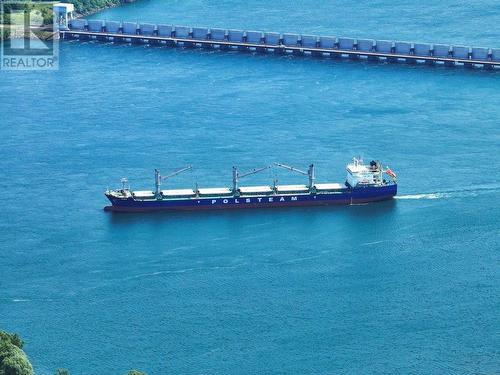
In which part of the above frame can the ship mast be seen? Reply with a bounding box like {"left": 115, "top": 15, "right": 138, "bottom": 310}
{"left": 274, "top": 163, "right": 315, "bottom": 189}
{"left": 232, "top": 166, "right": 270, "bottom": 192}
{"left": 120, "top": 178, "right": 129, "bottom": 191}
{"left": 154, "top": 165, "right": 192, "bottom": 197}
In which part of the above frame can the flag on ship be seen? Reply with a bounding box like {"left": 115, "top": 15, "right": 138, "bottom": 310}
{"left": 386, "top": 168, "right": 396, "bottom": 179}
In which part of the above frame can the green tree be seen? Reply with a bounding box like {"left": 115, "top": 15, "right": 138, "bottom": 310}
{"left": 0, "top": 331, "right": 33, "bottom": 375}
{"left": 0, "top": 332, "right": 23, "bottom": 350}
{"left": 8, "top": 335, "right": 23, "bottom": 350}
{"left": 127, "top": 371, "right": 147, "bottom": 375}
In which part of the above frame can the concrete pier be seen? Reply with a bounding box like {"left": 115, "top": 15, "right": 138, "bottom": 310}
{"left": 61, "top": 20, "right": 500, "bottom": 69}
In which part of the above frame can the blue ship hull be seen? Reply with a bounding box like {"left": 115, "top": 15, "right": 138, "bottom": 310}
{"left": 105, "top": 184, "right": 397, "bottom": 212}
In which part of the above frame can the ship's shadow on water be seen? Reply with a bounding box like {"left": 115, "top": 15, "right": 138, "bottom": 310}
{"left": 104, "top": 199, "right": 397, "bottom": 226}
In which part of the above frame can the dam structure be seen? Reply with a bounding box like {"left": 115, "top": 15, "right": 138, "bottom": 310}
{"left": 61, "top": 19, "right": 500, "bottom": 69}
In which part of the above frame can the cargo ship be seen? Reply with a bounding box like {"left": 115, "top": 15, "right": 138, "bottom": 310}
{"left": 104, "top": 158, "right": 397, "bottom": 212}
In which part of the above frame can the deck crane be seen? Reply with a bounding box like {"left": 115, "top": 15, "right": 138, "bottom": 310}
{"left": 274, "top": 162, "right": 316, "bottom": 190}
{"left": 232, "top": 165, "right": 271, "bottom": 193}
{"left": 154, "top": 165, "right": 192, "bottom": 197}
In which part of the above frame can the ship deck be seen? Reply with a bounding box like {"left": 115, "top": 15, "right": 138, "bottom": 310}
{"left": 127, "top": 183, "right": 352, "bottom": 201}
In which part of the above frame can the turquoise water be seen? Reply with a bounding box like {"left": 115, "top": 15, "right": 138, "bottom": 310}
{"left": 1, "top": 1, "right": 500, "bottom": 374}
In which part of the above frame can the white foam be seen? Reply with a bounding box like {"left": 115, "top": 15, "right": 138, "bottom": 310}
{"left": 395, "top": 193, "right": 446, "bottom": 200}
{"left": 362, "top": 240, "right": 386, "bottom": 246}
{"left": 396, "top": 183, "right": 500, "bottom": 201}
{"left": 396, "top": 184, "right": 500, "bottom": 201}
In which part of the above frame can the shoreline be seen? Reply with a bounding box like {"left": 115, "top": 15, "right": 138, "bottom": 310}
{"left": 73, "top": 0, "right": 137, "bottom": 19}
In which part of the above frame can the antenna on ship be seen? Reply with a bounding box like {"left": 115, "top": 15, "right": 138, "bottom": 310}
{"left": 274, "top": 162, "right": 316, "bottom": 190}
{"left": 154, "top": 165, "right": 193, "bottom": 197}
{"left": 121, "top": 178, "right": 129, "bottom": 191}
{"left": 232, "top": 165, "right": 271, "bottom": 193}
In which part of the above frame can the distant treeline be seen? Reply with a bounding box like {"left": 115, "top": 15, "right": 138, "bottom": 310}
{"left": 0, "top": 0, "right": 136, "bottom": 40}
{"left": 1, "top": 329, "right": 147, "bottom": 375}
{"left": 66, "top": 0, "right": 136, "bottom": 16}
{"left": 0, "top": 0, "right": 136, "bottom": 19}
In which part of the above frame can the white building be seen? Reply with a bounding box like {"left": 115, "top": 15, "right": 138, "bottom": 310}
{"left": 53, "top": 3, "right": 75, "bottom": 30}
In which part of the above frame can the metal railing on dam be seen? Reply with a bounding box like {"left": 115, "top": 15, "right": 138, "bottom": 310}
{"left": 61, "top": 19, "right": 500, "bottom": 69}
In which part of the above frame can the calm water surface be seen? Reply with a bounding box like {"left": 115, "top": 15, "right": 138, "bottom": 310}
{"left": 1, "top": 1, "right": 499, "bottom": 374}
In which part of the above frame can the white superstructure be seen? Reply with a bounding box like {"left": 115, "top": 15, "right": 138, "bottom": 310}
{"left": 346, "top": 158, "right": 384, "bottom": 187}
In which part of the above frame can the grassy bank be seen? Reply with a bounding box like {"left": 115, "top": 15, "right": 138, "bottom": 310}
{"left": 0, "top": 1, "right": 53, "bottom": 41}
